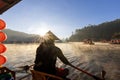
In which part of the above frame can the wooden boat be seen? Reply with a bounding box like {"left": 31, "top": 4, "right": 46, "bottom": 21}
{"left": 30, "top": 70, "right": 63, "bottom": 80}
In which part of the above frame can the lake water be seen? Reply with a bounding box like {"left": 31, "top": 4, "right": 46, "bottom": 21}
{"left": 3, "top": 42, "right": 120, "bottom": 80}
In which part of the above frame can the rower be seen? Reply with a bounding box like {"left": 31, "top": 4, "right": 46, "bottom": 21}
{"left": 33, "top": 31, "right": 72, "bottom": 80}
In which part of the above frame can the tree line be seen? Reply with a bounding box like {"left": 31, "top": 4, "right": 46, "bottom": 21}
{"left": 69, "top": 19, "right": 120, "bottom": 42}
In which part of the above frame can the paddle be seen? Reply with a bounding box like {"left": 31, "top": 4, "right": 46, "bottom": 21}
{"left": 70, "top": 65, "right": 105, "bottom": 80}
{"left": 17, "top": 64, "right": 106, "bottom": 80}
{"left": 16, "top": 64, "right": 34, "bottom": 72}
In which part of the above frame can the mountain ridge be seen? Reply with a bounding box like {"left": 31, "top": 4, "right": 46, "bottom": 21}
{"left": 2, "top": 29, "right": 40, "bottom": 43}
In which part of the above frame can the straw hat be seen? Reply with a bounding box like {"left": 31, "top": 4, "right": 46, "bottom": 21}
{"left": 40, "top": 30, "right": 59, "bottom": 44}
{"left": 44, "top": 30, "right": 60, "bottom": 40}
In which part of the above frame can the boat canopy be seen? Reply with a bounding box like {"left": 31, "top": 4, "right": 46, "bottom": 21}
{"left": 0, "top": 0, "right": 21, "bottom": 14}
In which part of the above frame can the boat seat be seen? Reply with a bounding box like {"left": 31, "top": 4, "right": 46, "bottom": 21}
{"left": 30, "top": 70, "right": 63, "bottom": 80}
{"left": 0, "top": 66, "right": 15, "bottom": 79}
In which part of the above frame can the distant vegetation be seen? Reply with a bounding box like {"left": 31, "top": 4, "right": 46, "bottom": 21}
{"left": 2, "top": 19, "right": 120, "bottom": 43}
{"left": 3, "top": 29, "right": 40, "bottom": 43}
{"left": 69, "top": 19, "right": 120, "bottom": 42}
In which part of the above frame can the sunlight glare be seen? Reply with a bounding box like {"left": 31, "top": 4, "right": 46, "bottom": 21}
{"left": 39, "top": 27, "right": 49, "bottom": 36}
{"left": 27, "top": 22, "right": 51, "bottom": 36}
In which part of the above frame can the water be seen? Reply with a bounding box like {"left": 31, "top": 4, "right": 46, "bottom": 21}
{"left": 3, "top": 42, "right": 120, "bottom": 80}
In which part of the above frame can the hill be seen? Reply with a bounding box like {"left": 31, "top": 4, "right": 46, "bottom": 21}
{"left": 2, "top": 29, "right": 40, "bottom": 43}
{"left": 69, "top": 19, "right": 120, "bottom": 41}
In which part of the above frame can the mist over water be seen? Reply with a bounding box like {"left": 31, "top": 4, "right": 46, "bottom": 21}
{"left": 3, "top": 43, "right": 120, "bottom": 80}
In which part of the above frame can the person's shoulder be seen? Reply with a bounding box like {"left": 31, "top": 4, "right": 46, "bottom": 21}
{"left": 53, "top": 46, "right": 62, "bottom": 52}
{"left": 54, "top": 45, "right": 60, "bottom": 49}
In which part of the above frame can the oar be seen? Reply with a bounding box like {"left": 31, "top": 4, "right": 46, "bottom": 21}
{"left": 70, "top": 65, "right": 105, "bottom": 80}
{"left": 16, "top": 64, "right": 34, "bottom": 72}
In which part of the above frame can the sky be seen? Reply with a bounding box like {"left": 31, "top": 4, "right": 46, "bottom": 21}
{"left": 0, "top": 0, "right": 120, "bottom": 39}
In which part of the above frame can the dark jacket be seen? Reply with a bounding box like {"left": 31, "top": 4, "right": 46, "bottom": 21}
{"left": 34, "top": 43, "right": 70, "bottom": 75}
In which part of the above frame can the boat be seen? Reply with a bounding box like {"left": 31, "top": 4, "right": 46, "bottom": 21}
{"left": 0, "top": 66, "right": 64, "bottom": 80}
{"left": 30, "top": 70, "right": 63, "bottom": 80}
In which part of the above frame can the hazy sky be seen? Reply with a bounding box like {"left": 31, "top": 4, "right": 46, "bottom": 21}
{"left": 1, "top": 0, "right": 120, "bottom": 39}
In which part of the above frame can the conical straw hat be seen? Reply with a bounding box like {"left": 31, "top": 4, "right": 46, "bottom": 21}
{"left": 44, "top": 30, "right": 60, "bottom": 40}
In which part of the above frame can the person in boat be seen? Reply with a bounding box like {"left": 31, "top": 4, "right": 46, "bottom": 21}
{"left": 33, "top": 31, "right": 72, "bottom": 80}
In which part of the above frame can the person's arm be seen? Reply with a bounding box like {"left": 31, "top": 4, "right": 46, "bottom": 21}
{"left": 56, "top": 47, "right": 71, "bottom": 65}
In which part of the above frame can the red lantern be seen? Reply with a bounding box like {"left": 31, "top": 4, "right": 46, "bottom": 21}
{"left": 0, "top": 19, "right": 7, "bottom": 66}
{"left": 0, "top": 31, "right": 7, "bottom": 42}
{"left": 0, "top": 19, "right": 6, "bottom": 30}
{"left": 0, "top": 43, "right": 7, "bottom": 54}
{"left": 0, "top": 55, "right": 7, "bottom": 65}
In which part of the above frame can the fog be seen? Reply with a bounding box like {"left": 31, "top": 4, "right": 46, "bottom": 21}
{"left": 3, "top": 42, "right": 120, "bottom": 80}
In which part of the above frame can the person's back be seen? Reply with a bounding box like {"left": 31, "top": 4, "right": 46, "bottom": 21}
{"left": 34, "top": 37, "right": 71, "bottom": 80}
{"left": 34, "top": 43, "right": 59, "bottom": 75}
